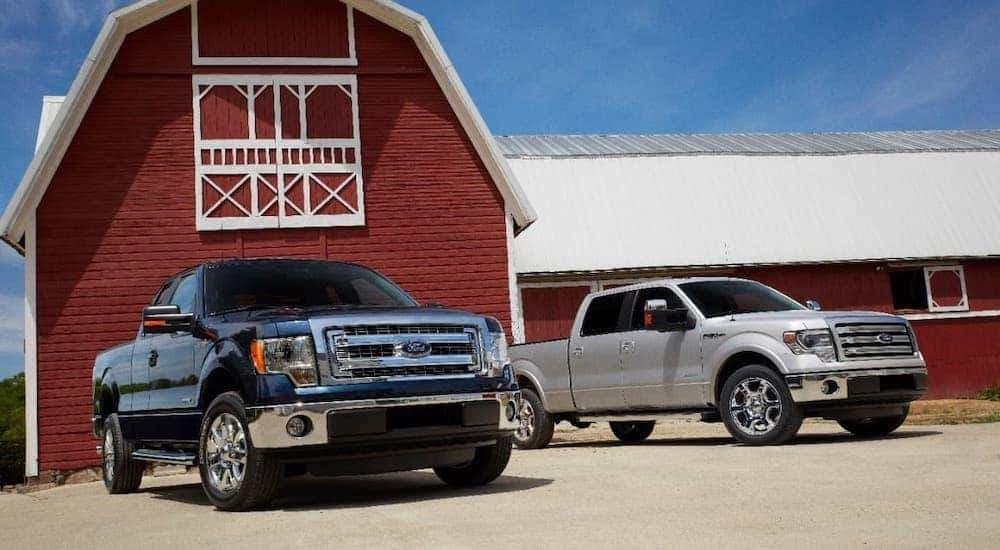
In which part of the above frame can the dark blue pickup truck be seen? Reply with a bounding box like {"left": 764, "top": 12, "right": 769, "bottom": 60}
{"left": 92, "top": 259, "right": 520, "bottom": 511}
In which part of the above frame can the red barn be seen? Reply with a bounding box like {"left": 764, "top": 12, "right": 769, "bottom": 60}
{"left": 5, "top": 1, "right": 1000, "bottom": 482}
{"left": 0, "top": 0, "right": 536, "bottom": 478}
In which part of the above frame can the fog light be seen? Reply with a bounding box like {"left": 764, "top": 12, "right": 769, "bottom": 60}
{"left": 821, "top": 380, "right": 840, "bottom": 395}
{"left": 286, "top": 415, "right": 312, "bottom": 438}
{"left": 505, "top": 402, "right": 517, "bottom": 421}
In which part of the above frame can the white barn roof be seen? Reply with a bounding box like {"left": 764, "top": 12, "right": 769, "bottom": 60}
{"left": 499, "top": 131, "right": 1000, "bottom": 275}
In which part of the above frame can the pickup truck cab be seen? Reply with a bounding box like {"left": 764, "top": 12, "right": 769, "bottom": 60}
{"left": 92, "top": 259, "right": 519, "bottom": 511}
{"left": 510, "top": 278, "right": 928, "bottom": 447}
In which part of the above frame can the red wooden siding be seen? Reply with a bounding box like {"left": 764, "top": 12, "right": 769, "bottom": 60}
{"left": 35, "top": 6, "right": 511, "bottom": 471}
{"left": 520, "top": 261, "right": 1000, "bottom": 400}
{"left": 521, "top": 286, "right": 591, "bottom": 342}
{"left": 197, "top": 0, "right": 352, "bottom": 59}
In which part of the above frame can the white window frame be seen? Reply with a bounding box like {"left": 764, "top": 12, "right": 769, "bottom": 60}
{"left": 923, "top": 265, "right": 969, "bottom": 313}
{"left": 193, "top": 74, "right": 365, "bottom": 231}
{"left": 191, "top": 1, "right": 358, "bottom": 67}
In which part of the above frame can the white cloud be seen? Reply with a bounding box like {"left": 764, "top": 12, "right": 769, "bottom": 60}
{"left": 0, "top": 38, "right": 37, "bottom": 72}
{"left": 0, "top": 246, "right": 23, "bottom": 268}
{"left": 0, "top": 293, "right": 23, "bottom": 355}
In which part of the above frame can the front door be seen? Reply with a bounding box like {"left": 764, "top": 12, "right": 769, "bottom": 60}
{"left": 569, "top": 292, "right": 630, "bottom": 411}
{"left": 146, "top": 273, "right": 200, "bottom": 411}
{"left": 620, "top": 287, "right": 704, "bottom": 409}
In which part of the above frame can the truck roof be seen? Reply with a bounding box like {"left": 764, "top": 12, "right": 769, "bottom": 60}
{"left": 591, "top": 277, "right": 752, "bottom": 296}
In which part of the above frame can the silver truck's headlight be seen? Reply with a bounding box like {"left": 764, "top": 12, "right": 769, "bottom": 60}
{"left": 783, "top": 329, "right": 837, "bottom": 362}
{"left": 251, "top": 336, "right": 319, "bottom": 387}
{"left": 483, "top": 318, "right": 510, "bottom": 377}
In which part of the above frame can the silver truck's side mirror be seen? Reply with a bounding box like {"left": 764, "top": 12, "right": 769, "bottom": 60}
{"left": 644, "top": 299, "right": 690, "bottom": 332}
{"left": 806, "top": 300, "right": 822, "bottom": 311}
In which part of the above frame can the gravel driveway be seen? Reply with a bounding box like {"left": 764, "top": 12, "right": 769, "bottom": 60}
{"left": 2, "top": 419, "right": 998, "bottom": 549}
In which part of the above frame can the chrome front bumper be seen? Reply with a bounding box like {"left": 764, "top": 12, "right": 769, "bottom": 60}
{"left": 246, "top": 391, "right": 521, "bottom": 449}
{"left": 786, "top": 367, "right": 928, "bottom": 403}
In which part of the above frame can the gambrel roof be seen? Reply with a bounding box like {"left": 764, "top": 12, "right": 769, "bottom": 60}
{"left": 0, "top": 0, "right": 537, "bottom": 253}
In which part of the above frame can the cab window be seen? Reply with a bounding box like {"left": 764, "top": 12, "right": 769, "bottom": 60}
{"left": 580, "top": 293, "right": 628, "bottom": 336}
{"left": 170, "top": 274, "right": 199, "bottom": 314}
{"left": 630, "top": 287, "right": 685, "bottom": 330}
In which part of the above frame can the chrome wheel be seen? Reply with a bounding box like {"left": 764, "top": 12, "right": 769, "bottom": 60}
{"left": 205, "top": 413, "right": 248, "bottom": 493}
{"left": 103, "top": 430, "right": 115, "bottom": 482}
{"left": 516, "top": 399, "right": 535, "bottom": 442}
{"left": 729, "top": 377, "right": 783, "bottom": 436}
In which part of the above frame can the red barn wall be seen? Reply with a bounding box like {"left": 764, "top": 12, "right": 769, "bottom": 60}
{"left": 35, "top": 5, "right": 512, "bottom": 471}
{"left": 520, "top": 260, "right": 1000, "bottom": 400}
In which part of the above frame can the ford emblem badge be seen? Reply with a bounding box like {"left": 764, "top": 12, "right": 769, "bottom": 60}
{"left": 876, "top": 333, "right": 894, "bottom": 344}
{"left": 400, "top": 340, "right": 432, "bottom": 358}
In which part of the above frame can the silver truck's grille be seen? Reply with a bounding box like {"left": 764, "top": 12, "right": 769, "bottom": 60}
{"left": 327, "top": 324, "right": 480, "bottom": 378}
{"left": 835, "top": 322, "right": 915, "bottom": 360}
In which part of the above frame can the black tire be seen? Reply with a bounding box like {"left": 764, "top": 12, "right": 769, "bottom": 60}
{"left": 198, "top": 392, "right": 283, "bottom": 512}
{"left": 434, "top": 436, "right": 513, "bottom": 487}
{"left": 838, "top": 408, "right": 909, "bottom": 437}
{"left": 512, "top": 388, "right": 554, "bottom": 450}
{"left": 101, "top": 414, "right": 144, "bottom": 494}
{"left": 609, "top": 421, "right": 656, "bottom": 443}
{"left": 719, "top": 365, "right": 803, "bottom": 446}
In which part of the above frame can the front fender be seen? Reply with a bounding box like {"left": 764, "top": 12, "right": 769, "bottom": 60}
{"left": 196, "top": 338, "right": 258, "bottom": 409}
{"left": 706, "top": 332, "right": 791, "bottom": 400}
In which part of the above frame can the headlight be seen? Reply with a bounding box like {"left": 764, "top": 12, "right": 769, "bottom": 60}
{"left": 484, "top": 318, "right": 510, "bottom": 377}
{"left": 251, "top": 336, "right": 319, "bottom": 387}
{"left": 783, "top": 329, "right": 837, "bottom": 362}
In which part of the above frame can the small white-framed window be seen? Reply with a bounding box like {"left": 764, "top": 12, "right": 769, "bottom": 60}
{"left": 924, "top": 266, "right": 969, "bottom": 312}
{"left": 889, "top": 265, "right": 968, "bottom": 313}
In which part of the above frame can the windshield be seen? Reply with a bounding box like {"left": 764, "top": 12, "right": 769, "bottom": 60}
{"left": 679, "top": 280, "right": 804, "bottom": 318}
{"left": 204, "top": 261, "right": 418, "bottom": 315}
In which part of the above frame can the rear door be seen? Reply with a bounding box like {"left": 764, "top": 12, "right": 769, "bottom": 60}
{"left": 619, "top": 287, "right": 704, "bottom": 409}
{"left": 569, "top": 292, "right": 630, "bottom": 411}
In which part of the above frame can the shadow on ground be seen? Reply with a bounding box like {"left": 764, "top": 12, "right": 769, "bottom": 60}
{"left": 547, "top": 429, "right": 942, "bottom": 449}
{"left": 145, "top": 471, "right": 552, "bottom": 511}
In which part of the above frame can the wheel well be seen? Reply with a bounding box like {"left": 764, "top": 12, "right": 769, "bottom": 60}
{"left": 200, "top": 369, "right": 241, "bottom": 408}
{"left": 713, "top": 352, "right": 780, "bottom": 404}
{"left": 516, "top": 374, "right": 539, "bottom": 395}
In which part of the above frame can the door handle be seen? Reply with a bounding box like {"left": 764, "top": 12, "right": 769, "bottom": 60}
{"left": 572, "top": 347, "right": 584, "bottom": 358}
{"left": 148, "top": 350, "right": 159, "bottom": 367}
{"left": 620, "top": 341, "right": 636, "bottom": 355}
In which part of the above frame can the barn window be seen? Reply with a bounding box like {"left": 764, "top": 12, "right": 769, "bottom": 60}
{"left": 890, "top": 266, "right": 968, "bottom": 313}
{"left": 193, "top": 75, "right": 364, "bottom": 230}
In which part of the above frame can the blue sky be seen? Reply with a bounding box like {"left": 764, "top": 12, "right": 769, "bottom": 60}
{"left": 1, "top": 0, "right": 999, "bottom": 378}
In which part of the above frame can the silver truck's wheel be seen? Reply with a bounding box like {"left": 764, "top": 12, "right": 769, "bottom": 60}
{"left": 198, "top": 392, "right": 282, "bottom": 512}
{"left": 720, "top": 365, "right": 803, "bottom": 446}
{"left": 101, "top": 414, "right": 144, "bottom": 494}
{"left": 513, "top": 388, "right": 554, "bottom": 450}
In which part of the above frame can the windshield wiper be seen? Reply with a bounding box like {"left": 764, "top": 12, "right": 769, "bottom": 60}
{"left": 213, "top": 304, "right": 300, "bottom": 316}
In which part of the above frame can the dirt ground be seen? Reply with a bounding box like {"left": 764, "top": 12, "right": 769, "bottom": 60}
{"left": 2, "top": 418, "right": 998, "bottom": 550}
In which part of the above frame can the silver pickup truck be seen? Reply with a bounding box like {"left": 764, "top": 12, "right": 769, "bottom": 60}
{"left": 510, "top": 278, "right": 928, "bottom": 447}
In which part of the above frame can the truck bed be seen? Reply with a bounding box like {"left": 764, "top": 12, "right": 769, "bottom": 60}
{"left": 510, "top": 339, "right": 575, "bottom": 413}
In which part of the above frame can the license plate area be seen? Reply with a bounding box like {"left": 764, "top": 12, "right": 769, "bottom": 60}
{"left": 327, "top": 402, "right": 499, "bottom": 440}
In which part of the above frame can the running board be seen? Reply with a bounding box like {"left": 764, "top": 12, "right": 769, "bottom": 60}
{"left": 131, "top": 449, "right": 197, "bottom": 466}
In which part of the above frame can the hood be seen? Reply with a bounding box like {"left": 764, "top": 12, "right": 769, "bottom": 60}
{"left": 721, "top": 310, "right": 906, "bottom": 323}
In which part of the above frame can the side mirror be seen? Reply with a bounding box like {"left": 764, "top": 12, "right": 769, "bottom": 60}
{"left": 142, "top": 305, "right": 194, "bottom": 335}
{"left": 806, "top": 300, "right": 822, "bottom": 311}
{"left": 643, "top": 300, "right": 691, "bottom": 332}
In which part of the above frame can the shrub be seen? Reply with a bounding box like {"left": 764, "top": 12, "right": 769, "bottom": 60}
{"left": 978, "top": 384, "right": 1000, "bottom": 402}
{"left": 0, "top": 439, "right": 24, "bottom": 487}
{"left": 0, "top": 373, "right": 25, "bottom": 486}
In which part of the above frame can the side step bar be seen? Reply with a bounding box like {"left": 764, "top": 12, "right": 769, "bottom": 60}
{"left": 131, "top": 449, "right": 197, "bottom": 466}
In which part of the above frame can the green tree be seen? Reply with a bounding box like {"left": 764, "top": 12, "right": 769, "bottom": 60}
{"left": 0, "top": 373, "right": 26, "bottom": 442}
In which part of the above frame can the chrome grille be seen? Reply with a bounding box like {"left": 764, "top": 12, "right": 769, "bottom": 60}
{"left": 835, "top": 322, "right": 915, "bottom": 360}
{"left": 327, "top": 324, "right": 480, "bottom": 379}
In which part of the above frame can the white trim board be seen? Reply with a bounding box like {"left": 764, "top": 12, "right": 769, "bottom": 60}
{"left": 23, "top": 213, "right": 38, "bottom": 477}
{"left": 0, "top": 0, "right": 537, "bottom": 250}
